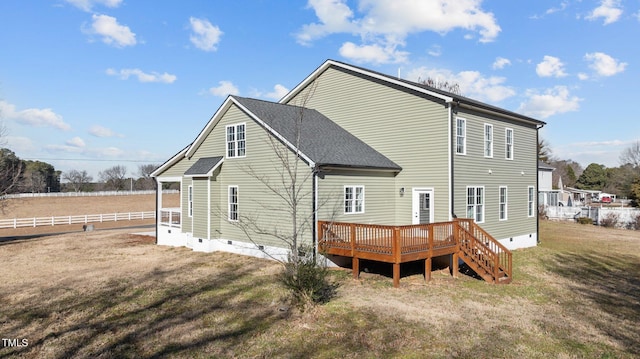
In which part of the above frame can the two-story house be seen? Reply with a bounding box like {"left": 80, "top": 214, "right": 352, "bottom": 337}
{"left": 152, "top": 59, "right": 545, "bottom": 285}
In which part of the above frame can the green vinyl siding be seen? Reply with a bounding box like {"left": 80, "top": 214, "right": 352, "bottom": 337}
{"left": 317, "top": 170, "right": 396, "bottom": 224}
{"left": 286, "top": 66, "right": 451, "bottom": 225}
{"left": 452, "top": 108, "right": 538, "bottom": 239}
{"left": 188, "top": 104, "right": 314, "bottom": 249}
{"left": 192, "top": 177, "right": 209, "bottom": 239}
{"left": 181, "top": 178, "right": 192, "bottom": 233}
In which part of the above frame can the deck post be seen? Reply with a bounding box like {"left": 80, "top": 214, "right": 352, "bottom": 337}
{"left": 352, "top": 257, "right": 360, "bottom": 279}
{"left": 452, "top": 252, "right": 459, "bottom": 278}
{"left": 393, "top": 263, "right": 400, "bottom": 288}
{"left": 425, "top": 257, "right": 432, "bottom": 282}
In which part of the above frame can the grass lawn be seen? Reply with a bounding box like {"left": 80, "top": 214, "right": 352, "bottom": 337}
{"left": 1, "top": 220, "right": 639, "bottom": 358}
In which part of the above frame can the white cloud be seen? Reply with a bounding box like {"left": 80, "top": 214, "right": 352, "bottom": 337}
{"left": 427, "top": 45, "right": 442, "bottom": 57}
{"left": 264, "top": 84, "right": 290, "bottom": 100}
{"left": 66, "top": 136, "right": 86, "bottom": 148}
{"left": 518, "top": 86, "right": 582, "bottom": 119}
{"left": 0, "top": 100, "right": 71, "bottom": 131}
{"left": 95, "top": 146, "right": 125, "bottom": 157}
{"left": 536, "top": 56, "right": 567, "bottom": 78}
{"left": 89, "top": 125, "right": 123, "bottom": 138}
{"left": 5, "top": 136, "right": 35, "bottom": 153}
{"left": 65, "top": 0, "right": 122, "bottom": 12}
{"left": 45, "top": 144, "right": 85, "bottom": 154}
{"left": 106, "top": 68, "right": 177, "bottom": 83}
{"left": 209, "top": 81, "right": 239, "bottom": 97}
{"left": 546, "top": 1, "right": 569, "bottom": 15}
{"left": 89, "top": 14, "right": 136, "bottom": 47}
{"left": 406, "top": 67, "right": 515, "bottom": 103}
{"left": 297, "top": 0, "right": 500, "bottom": 64}
{"left": 339, "top": 42, "right": 408, "bottom": 64}
{"left": 492, "top": 57, "right": 511, "bottom": 70}
{"left": 585, "top": 0, "right": 623, "bottom": 25}
{"left": 584, "top": 52, "right": 627, "bottom": 76}
{"left": 189, "top": 17, "right": 223, "bottom": 52}
{"left": 577, "top": 72, "right": 589, "bottom": 80}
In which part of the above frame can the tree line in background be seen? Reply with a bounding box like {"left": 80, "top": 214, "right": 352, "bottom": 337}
{"left": 539, "top": 139, "right": 640, "bottom": 204}
{"left": 0, "top": 146, "right": 163, "bottom": 195}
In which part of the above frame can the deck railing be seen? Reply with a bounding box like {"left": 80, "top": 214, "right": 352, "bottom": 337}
{"left": 318, "top": 219, "right": 511, "bottom": 286}
{"left": 159, "top": 208, "right": 181, "bottom": 228}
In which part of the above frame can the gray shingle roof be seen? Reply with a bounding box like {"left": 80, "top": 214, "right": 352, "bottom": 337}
{"left": 184, "top": 156, "right": 223, "bottom": 176}
{"left": 233, "top": 96, "right": 401, "bottom": 171}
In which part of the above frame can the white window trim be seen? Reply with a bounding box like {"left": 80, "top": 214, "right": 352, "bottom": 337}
{"left": 499, "top": 186, "right": 508, "bottom": 221}
{"left": 484, "top": 123, "right": 493, "bottom": 158}
{"left": 187, "top": 185, "right": 193, "bottom": 218}
{"left": 228, "top": 185, "right": 239, "bottom": 222}
{"left": 225, "top": 123, "right": 246, "bottom": 159}
{"left": 456, "top": 117, "right": 466, "bottom": 155}
{"left": 505, "top": 128, "right": 514, "bottom": 160}
{"left": 466, "top": 186, "right": 485, "bottom": 224}
{"left": 528, "top": 186, "right": 535, "bottom": 218}
{"left": 344, "top": 185, "right": 365, "bottom": 214}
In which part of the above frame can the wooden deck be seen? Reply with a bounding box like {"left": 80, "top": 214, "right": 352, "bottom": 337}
{"left": 318, "top": 218, "right": 512, "bottom": 287}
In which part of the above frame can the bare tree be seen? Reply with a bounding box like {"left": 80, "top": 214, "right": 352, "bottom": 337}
{"left": 420, "top": 77, "right": 462, "bottom": 95}
{"left": 229, "top": 87, "right": 338, "bottom": 306}
{"left": 98, "top": 165, "right": 128, "bottom": 191}
{"left": 62, "top": 169, "right": 93, "bottom": 192}
{"left": 135, "top": 163, "right": 158, "bottom": 190}
{"left": 620, "top": 141, "right": 640, "bottom": 169}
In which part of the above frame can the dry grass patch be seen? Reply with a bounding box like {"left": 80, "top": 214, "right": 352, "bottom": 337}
{"left": 1, "top": 220, "right": 639, "bottom": 358}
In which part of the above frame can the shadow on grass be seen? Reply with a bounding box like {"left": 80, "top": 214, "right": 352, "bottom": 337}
{"left": 545, "top": 250, "right": 640, "bottom": 355}
{"left": 1, "top": 258, "right": 285, "bottom": 358}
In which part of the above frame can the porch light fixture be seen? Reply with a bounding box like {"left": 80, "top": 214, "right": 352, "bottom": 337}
{"left": 488, "top": 169, "right": 492, "bottom": 174}
{"left": 399, "top": 187, "right": 405, "bottom": 196}
{"left": 521, "top": 170, "right": 525, "bottom": 176}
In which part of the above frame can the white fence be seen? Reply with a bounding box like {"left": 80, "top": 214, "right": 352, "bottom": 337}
{"left": 3, "top": 189, "right": 178, "bottom": 199}
{"left": 0, "top": 211, "right": 156, "bottom": 229}
{"left": 545, "top": 205, "right": 640, "bottom": 228}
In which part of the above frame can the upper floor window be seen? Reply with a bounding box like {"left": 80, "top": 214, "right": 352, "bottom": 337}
{"left": 466, "top": 186, "right": 484, "bottom": 223}
{"left": 456, "top": 118, "right": 466, "bottom": 155}
{"left": 484, "top": 124, "right": 493, "bottom": 158}
{"left": 226, "top": 123, "right": 246, "bottom": 158}
{"left": 505, "top": 128, "right": 514, "bottom": 160}
{"left": 344, "top": 186, "right": 364, "bottom": 214}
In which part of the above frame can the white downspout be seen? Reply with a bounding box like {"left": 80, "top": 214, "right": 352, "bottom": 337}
{"left": 447, "top": 102, "right": 453, "bottom": 221}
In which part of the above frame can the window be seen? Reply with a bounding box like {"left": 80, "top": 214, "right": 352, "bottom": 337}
{"left": 228, "top": 186, "right": 238, "bottom": 221}
{"left": 456, "top": 118, "right": 466, "bottom": 154}
{"left": 528, "top": 186, "right": 535, "bottom": 217}
{"left": 466, "top": 186, "right": 484, "bottom": 223}
{"left": 505, "top": 128, "right": 514, "bottom": 160}
{"left": 226, "top": 123, "right": 246, "bottom": 158}
{"left": 484, "top": 124, "right": 493, "bottom": 158}
{"left": 499, "top": 186, "right": 508, "bottom": 220}
{"left": 188, "top": 185, "right": 193, "bottom": 217}
{"left": 344, "top": 186, "right": 364, "bottom": 214}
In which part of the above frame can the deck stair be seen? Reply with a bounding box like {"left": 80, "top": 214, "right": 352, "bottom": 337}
{"left": 318, "top": 218, "right": 512, "bottom": 287}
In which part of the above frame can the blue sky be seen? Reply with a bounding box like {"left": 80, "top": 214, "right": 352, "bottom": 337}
{"left": 0, "top": 0, "right": 636, "bottom": 179}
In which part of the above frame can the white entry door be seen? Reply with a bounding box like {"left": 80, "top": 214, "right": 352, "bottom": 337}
{"left": 412, "top": 188, "right": 434, "bottom": 224}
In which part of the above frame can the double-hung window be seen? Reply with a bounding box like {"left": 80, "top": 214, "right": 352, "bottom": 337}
{"left": 484, "top": 124, "right": 493, "bottom": 158}
{"left": 456, "top": 118, "right": 466, "bottom": 154}
{"left": 188, "top": 185, "right": 193, "bottom": 217}
{"left": 499, "top": 186, "right": 508, "bottom": 220}
{"left": 344, "top": 186, "right": 364, "bottom": 214}
{"left": 528, "top": 186, "right": 535, "bottom": 217}
{"left": 505, "top": 128, "right": 514, "bottom": 160}
{"left": 226, "top": 123, "right": 246, "bottom": 158}
{"left": 466, "top": 186, "right": 484, "bottom": 223}
{"left": 228, "top": 185, "right": 239, "bottom": 221}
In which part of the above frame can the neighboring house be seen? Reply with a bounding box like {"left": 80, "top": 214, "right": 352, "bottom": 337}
{"left": 538, "top": 162, "right": 560, "bottom": 207}
{"left": 152, "top": 59, "right": 545, "bottom": 283}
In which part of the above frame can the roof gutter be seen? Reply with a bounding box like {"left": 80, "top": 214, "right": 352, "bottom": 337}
{"left": 457, "top": 102, "right": 544, "bottom": 127}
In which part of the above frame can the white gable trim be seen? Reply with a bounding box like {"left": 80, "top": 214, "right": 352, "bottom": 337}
{"left": 280, "top": 60, "right": 454, "bottom": 105}
{"left": 184, "top": 96, "right": 315, "bottom": 168}
{"left": 151, "top": 147, "right": 188, "bottom": 178}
